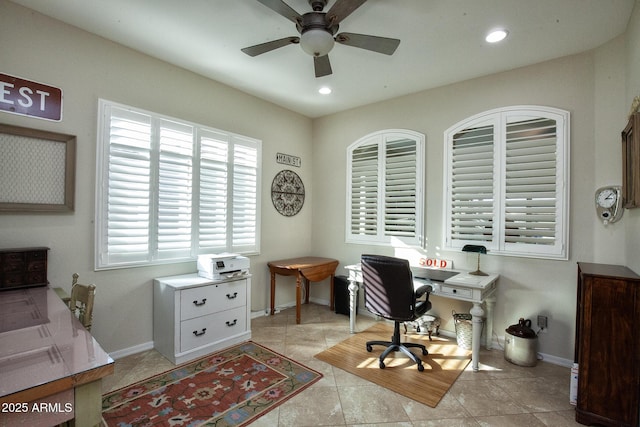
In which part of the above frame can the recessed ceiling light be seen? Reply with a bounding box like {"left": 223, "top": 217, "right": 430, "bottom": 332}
{"left": 318, "top": 86, "right": 332, "bottom": 95}
{"left": 486, "top": 29, "right": 508, "bottom": 43}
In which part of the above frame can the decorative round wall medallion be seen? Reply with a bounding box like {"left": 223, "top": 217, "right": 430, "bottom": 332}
{"left": 271, "top": 169, "right": 305, "bottom": 216}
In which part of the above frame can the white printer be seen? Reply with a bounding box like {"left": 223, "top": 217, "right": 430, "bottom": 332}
{"left": 197, "top": 253, "right": 250, "bottom": 280}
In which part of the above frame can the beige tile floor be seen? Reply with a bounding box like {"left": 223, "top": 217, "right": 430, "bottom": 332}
{"left": 102, "top": 303, "right": 582, "bottom": 426}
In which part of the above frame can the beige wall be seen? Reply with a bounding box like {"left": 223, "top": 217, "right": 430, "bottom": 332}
{"left": 1, "top": 0, "right": 638, "bottom": 361}
{"left": 0, "top": 0, "right": 314, "bottom": 354}
{"left": 311, "top": 33, "right": 634, "bottom": 362}
{"left": 625, "top": 0, "right": 640, "bottom": 273}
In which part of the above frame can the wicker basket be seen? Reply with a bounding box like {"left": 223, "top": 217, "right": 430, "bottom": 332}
{"left": 452, "top": 311, "right": 473, "bottom": 349}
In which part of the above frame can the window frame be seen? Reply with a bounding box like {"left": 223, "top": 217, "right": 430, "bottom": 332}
{"left": 443, "top": 105, "right": 570, "bottom": 260}
{"left": 345, "top": 129, "right": 425, "bottom": 247}
{"left": 95, "top": 99, "right": 261, "bottom": 270}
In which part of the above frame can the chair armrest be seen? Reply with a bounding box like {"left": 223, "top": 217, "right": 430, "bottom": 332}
{"left": 415, "top": 284, "right": 433, "bottom": 299}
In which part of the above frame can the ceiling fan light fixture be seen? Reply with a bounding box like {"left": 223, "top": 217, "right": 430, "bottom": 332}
{"left": 300, "top": 28, "right": 335, "bottom": 56}
{"left": 486, "top": 29, "right": 508, "bottom": 43}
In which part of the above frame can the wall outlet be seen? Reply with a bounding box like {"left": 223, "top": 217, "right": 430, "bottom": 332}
{"left": 537, "top": 315, "right": 548, "bottom": 332}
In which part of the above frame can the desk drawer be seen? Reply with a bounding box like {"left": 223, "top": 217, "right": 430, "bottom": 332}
{"left": 440, "top": 285, "right": 473, "bottom": 300}
{"left": 180, "top": 280, "right": 246, "bottom": 320}
{"left": 180, "top": 306, "right": 246, "bottom": 352}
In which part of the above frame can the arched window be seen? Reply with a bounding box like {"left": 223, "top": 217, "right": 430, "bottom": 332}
{"left": 444, "top": 106, "right": 569, "bottom": 259}
{"left": 346, "top": 129, "right": 425, "bottom": 247}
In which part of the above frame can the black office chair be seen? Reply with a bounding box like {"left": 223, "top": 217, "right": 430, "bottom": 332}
{"left": 361, "top": 254, "right": 433, "bottom": 371}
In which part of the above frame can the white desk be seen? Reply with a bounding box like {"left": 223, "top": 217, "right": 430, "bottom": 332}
{"left": 345, "top": 264, "right": 498, "bottom": 372}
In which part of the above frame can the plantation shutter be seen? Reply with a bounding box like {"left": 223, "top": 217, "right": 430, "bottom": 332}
{"left": 444, "top": 106, "right": 569, "bottom": 259}
{"left": 346, "top": 130, "right": 424, "bottom": 246}
{"left": 449, "top": 123, "right": 496, "bottom": 247}
{"left": 350, "top": 143, "right": 379, "bottom": 237}
{"left": 384, "top": 137, "right": 418, "bottom": 238}
{"left": 503, "top": 116, "right": 561, "bottom": 253}
{"left": 96, "top": 99, "right": 261, "bottom": 269}
{"left": 103, "top": 106, "right": 153, "bottom": 265}
{"left": 157, "top": 120, "right": 194, "bottom": 259}
{"left": 231, "top": 140, "right": 259, "bottom": 252}
{"left": 198, "top": 130, "right": 228, "bottom": 251}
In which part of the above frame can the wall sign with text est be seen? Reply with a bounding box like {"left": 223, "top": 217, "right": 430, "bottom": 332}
{"left": 0, "top": 73, "right": 63, "bottom": 121}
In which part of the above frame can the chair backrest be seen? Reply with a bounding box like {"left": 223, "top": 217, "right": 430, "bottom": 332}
{"left": 361, "top": 254, "right": 417, "bottom": 322}
{"left": 69, "top": 273, "right": 96, "bottom": 332}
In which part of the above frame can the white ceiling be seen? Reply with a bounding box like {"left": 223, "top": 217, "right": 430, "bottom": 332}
{"left": 10, "top": 0, "right": 635, "bottom": 118}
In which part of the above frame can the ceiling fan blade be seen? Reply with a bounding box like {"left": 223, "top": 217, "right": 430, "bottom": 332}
{"left": 256, "top": 0, "right": 302, "bottom": 24}
{"left": 241, "top": 36, "right": 300, "bottom": 57}
{"left": 335, "top": 32, "right": 400, "bottom": 55}
{"left": 326, "top": 0, "right": 367, "bottom": 25}
{"left": 314, "top": 55, "right": 332, "bottom": 78}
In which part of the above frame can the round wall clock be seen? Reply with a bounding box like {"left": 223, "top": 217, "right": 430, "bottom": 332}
{"left": 271, "top": 169, "right": 305, "bottom": 216}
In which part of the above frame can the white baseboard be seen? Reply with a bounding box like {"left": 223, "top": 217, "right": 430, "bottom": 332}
{"left": 109, "top": 341, "right": 154, "bottom": 360}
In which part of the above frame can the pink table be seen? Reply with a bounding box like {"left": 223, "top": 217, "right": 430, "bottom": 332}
{"left": 0, "top": 286, "right": 114, "bottom": 426}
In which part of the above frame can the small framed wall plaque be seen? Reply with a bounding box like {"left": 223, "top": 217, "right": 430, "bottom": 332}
{"left": 0, "top": 124, "right": 76, "bottom": 212}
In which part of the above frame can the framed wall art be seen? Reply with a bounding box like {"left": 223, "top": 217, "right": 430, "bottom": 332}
{"left": 0, "top": 124, "right": 76, "bottom": 212}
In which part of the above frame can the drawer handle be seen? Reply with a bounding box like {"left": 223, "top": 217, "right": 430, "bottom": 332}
{"left": 226, "top": 319, "right": 238, "bottom": 327}
{"left": 193, "top": 328, "right": 207, "bottom": 337}
{"left": 226, "top": 292, "right": 238, "bottom": 299}
{"left": 193, "top": 298, "right": 207, "bottom": 306}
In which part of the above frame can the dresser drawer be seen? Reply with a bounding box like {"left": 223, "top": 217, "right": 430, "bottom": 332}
{"left": 180, "top": 280, "right": 246, "bottom": 320}
{"left": 440, "top": 284, "right": 473, "bottom": 300}
{"left": 180, "top": 306, "right": 247, "bottom": 352}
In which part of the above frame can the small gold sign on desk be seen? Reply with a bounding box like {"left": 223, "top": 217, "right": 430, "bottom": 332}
{"left": 276, "top": 152, "right": 301, "bottom": 167}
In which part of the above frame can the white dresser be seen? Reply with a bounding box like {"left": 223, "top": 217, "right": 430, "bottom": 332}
{"left": 153, "top": 273, "right": 251, "bottom": 364}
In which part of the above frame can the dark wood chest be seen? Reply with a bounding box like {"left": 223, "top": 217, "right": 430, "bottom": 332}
{"left": 0, "top": 247, "right": 49, "bottom": 290}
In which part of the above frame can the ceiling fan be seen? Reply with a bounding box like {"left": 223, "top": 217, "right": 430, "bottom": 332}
{"left": 242, "top": 0, "right": 401, "bottom": 78}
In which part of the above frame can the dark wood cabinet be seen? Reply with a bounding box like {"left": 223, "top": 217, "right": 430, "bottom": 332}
{"left": 575, "top": 262, "right": 640, "bottom": 427}
{"left": 0, "top": 247, "right": 49, "bottom": 290}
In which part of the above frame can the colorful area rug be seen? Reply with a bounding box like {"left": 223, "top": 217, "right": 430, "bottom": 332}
{"left": 102, "top": 341, "right": 322, "bottom": 426}
{"left": 315, "top": 322, "right": 471, "bottom": 408}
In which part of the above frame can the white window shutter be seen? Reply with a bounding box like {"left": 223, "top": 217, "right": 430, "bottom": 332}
{"left": 102, "top": 106, "right": 153, "bottom": 266}
{"left": 231, "top": 139, "right": 260, "bottom": 252}
{"left": 448, "top": 123, "right": 497, "bottom": 248}
{"left": 157, "top": 119, "right": 194, "bottom": 259}
{"left": 384, "top": 137, "right": 418, "bottom": 238}
{"left": 346, "top": 130, "right": 425, "bottom": 246}
{"left": 350, "top": 142, "right": 379, "bottom": 238}
{"left": 444, "top": 106, "right": 569, "bottom": 259}
{"left": 502, "top": 114, "right": 566, "bottom": 256}
{"left": 198, "top": 130, "right": 229, "bottom": 251}
{"left": 96, "top": 100, "right": 262, "bottom": 269}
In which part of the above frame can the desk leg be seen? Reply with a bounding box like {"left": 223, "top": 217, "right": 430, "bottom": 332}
{"left": 348, "top": 279, "right": 359, "bottom": 333}
{"left": 295, "top": 273, "right": 302, "bottom": 324}
{"left": 470, "top": 302, "right": 485, "bottom": 372}
{"left": 485, "top": 296, "right": 496, "bottom": 350}
{"left": 270, "top": 271, "right": 276, "bottom": 315}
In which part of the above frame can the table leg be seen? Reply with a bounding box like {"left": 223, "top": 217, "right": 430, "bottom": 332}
{"left": 485, "top": 296, "right": 496, "bottom": 349}
{"left": 470, "top": 302, "right": 485, "bottom": 372}
{"left": 348, "top": 278, "right": 359, "bottom": 333}
{"left": 71, "top": 379, "right": 102, "bottom": 427}
{"left": 304, "top": 277, "right": 310, "bottom": 304}
{"left": 329, "top": 274, "right": 335, "bottom": 311}
{"left": 296, "top": 273, "right": 302, "bottom": 324}
{"left": 270, "top": 271, "right": 276, "bottom": 315}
